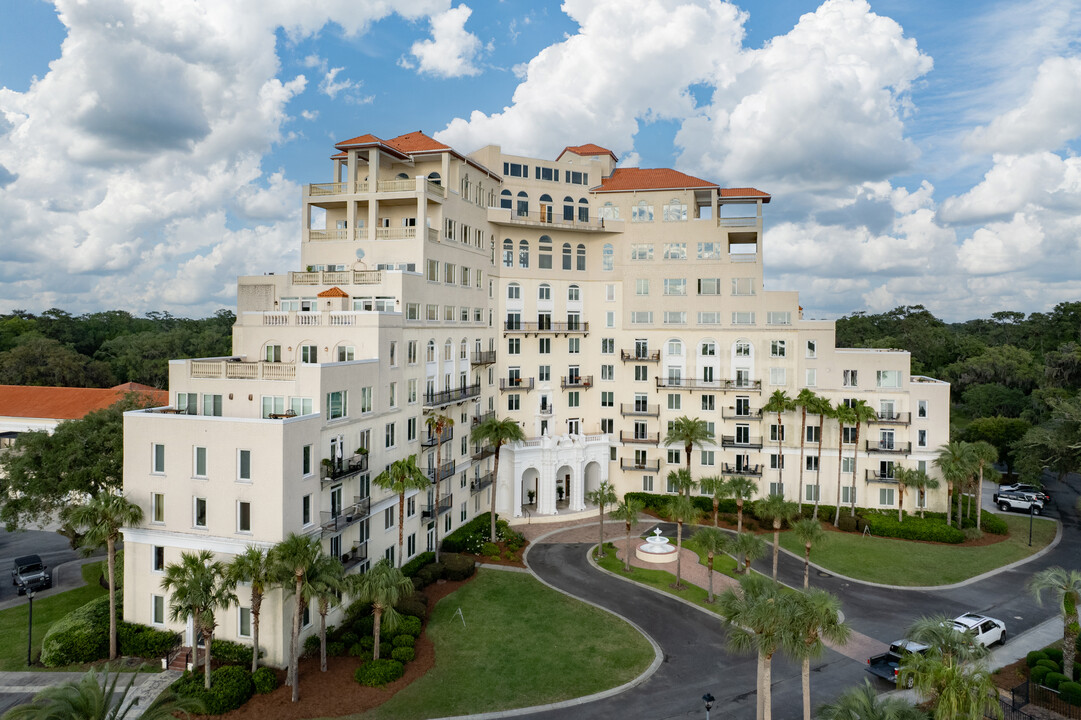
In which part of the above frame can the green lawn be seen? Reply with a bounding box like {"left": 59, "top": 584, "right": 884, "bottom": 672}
{"left": 0, "top": 561, "right": 108, "bottom": 670}
{"left": 594, "top": 543, "right": 739, "bottom": 615}
{"left": 355, "top": 569, "right": 654, "bottom": 719}
{"left": 777, "top": 513, "right": 1058, "bottom": 586}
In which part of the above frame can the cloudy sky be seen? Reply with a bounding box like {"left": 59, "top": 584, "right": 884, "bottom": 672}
{"left": 1, "top": 0, "right": 1079, "bottom": 321}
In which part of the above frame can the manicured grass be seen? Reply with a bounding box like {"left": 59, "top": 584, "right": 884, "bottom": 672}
{"left": 0, "top": 561, "right": 108, "bottom": 670}
{"left": 356, "top": 569, "right": 654, "bottom": 719}
{"left": 777, "top": 513, "right": 1057, "bottom": 586}
{"left": 594, "top": 543, "right": 738, "bottom": 615}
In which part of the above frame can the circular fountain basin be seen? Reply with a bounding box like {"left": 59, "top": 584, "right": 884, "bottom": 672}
{"left": 635, "top": 528, "right": 678, "bottom": 564}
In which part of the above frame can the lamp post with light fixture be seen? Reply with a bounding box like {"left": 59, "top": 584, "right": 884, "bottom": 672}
{"left": 703, "top": 692, "right": 715, "bottom": 720}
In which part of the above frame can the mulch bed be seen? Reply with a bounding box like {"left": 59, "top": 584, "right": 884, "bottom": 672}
{"left": 992, "top": 657, "right": 1029, "bottom": 691}
{"left": 198, "top": 576, "right": 473, "bottom": 720}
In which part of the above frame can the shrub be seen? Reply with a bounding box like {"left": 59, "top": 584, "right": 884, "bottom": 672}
{"left": 379, "top": 641, "right": 393, "bottom": 658}
{"left": 172, "top": 666, "right": 254, "bottom": 715}
{"left": 1074, "top": 662, "right": 1081, "bottom": 682}
{"left": 397, "top": 615, "right": 423, "bottom": 637}
{"left": 401, "top": 552, "right": 435, "bottom": 577}
{"left": 360, "top": 637, "right": 374, "bottom": 651}
{"left": 1031, "top": 666, "right": 1052, "bottom": 684}
{"left": 348, "top": 643, "right": 365, "bottom": 657}
{"left": 394, "top": 593, "right": 428, "bottom": 620}
{"left": 1044, "top": 672, "right": 1070, "bottom": 690}
{"left": 412, "top": 569, "right": 433, "bottom": 591}
{"left": 211, "top": 638, "right": 257, "bottom": 666}
{"left": 837, "top": 514, "right": 859, "bottom": 533}
{"left": 441, "top": 553, "right": 476, "bottom": 581}
{"left": 480, "top": 542, "right": 500, "bottom": 558}
{"left": 980, "top": 512, "right": 1009, "bottom": 535}
{"left": 391, "top": 647, "right": 415, "bottom": 664}
{"left": 40, "top": 595, "right": 111, "bottom": 667}
{"left": 353, "top": 616, "right": 375, "bottom": 637}
{"left": 340, "top": 631, "right": 358, "bottom": 647}
{"left": 1060, "top": 681, "right": 1081, "bottom": 706}
{"left": 303, "top": 634, "right": 321, "bottom": 657}
{"left": 1036, "top": 658, "right": 1061, "bottom": 673}
{"left": 326, "top": 641, "right": 346, "bottom": 657}
{"left": 392, "top": 634, "right": 415, "bottom": 648}
{"left": 252, "top": 667, "right": 278, "bottom": 694}
{"left": 116, "top": 621, "right": 176, "bottom": 658}
{"left": 1046, "top": 648, "right": 1065, "bottom": 665}
{"left": 963, "top": 527, "right": 984, "bottom": 541}
{"left": 441, "top": 513, "right": 497, "bottom": 553}
{"left": 1027, "top": 651, "right": 1050, "bottom": 668}
{"left": 860, "top": 511, "right": 966, "bottom": 544}
{"left": 354, "top": 659, "right": 404, "bottom": 687}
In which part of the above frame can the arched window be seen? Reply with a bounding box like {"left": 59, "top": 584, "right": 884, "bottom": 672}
{"left": 633, "top": 199, "right": 653, "bottom": 223}
{"left": 426, "top": 340, "right": 436, "bottom": 363}
{"left": 507, "top": 282, "right": 521, "bottom": 300}
{"left": 516, "top": 191, "right": 528, "bottom": 217}
{"left": 444, "top": 339, "right": 453, "bottom": 361}
{"left": 538, "top": 283, "right": 551, "bottom": 301}
{"left": 602, "top": 243, "right": 614, "bottom": 272}
{"left": 539, "top": 235, "right": 553, "bottom": 269}
{"left": 576, "top": 243, "right": 586, "bottom": 271}
{"left": 503, "top": 238, "right": 513, "bottom": 267}
{"left": 599, "top": 201, "right": 619, "bottom": 220}
{"left": 563, "top": 196, "right": 574, "bottom": 221}
{"left": 519, "top": 239, "right": 529, "bottom": 268}
{"left": 667, "top": 339, "right": 684, "bottom": 356}
{"left": 500, "top": 189, "right": 512, "bottom": 210}
{"left": 568, "top": 284, "right": 580, "bottom": 302}
{"left": 735, "top": 341, "right": 751, "bottom": 358}
{"left": 460, "top": 339, "right": 468, "bottom": 359}
{"left": 562, "top": 242, "right": 572, "bottom": 270}
{"left": 539, "top": 194, "right": 553, "bottom": 223}
{"left": 578, "top": 197, "right": 589, "bottom": 222}
{"left": 427, "top": 172, "right": 441, "bottom": 186}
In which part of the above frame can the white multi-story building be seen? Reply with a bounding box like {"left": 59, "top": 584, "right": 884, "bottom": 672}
{"left": 122, "top": 131, "right": 949, "bottom": 665}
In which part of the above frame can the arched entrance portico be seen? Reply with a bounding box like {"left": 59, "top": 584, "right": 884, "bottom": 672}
{"left": 503, "top": 434, "right": 609, "bottom": 517}
{"left": 584, "top": 461, "right": 602, "bottom": 497}
{"left": 555, "top": 464, "right": 574, "bottom": 510}
{"left": 521, "top": 467, "right": 540, "bottom": 509}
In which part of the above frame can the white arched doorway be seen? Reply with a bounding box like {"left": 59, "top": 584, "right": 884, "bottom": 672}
{"left": 521, "top": 467, "right": 540, "bottom": 509}
{"left": 584, "top": 461, "right": 602, "bottom": 498}
{"left": 555, "top": 464, "right": 574, "bottom": 508}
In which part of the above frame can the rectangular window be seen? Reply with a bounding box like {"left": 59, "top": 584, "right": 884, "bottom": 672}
{"left": 300, "top": 345, "right": 318, "bottom": 364}
{"left": 806, "top": 425, "right": 821, "bottom": 443}
{"left": 152, "top": 546, "right": 164, "bottom": 572}
{"left": 770, "top": 340, "right": 786, "bottom": 357}
{"left": 876, "top": 370, "right": 902, "bottom": 388}
{"left": 635, "top": 278, "right": 650, "bottom": 296}
{"left": 697, "top": 278, "right": 721, "bottom": 295}
{"left": 663, "top": 278, "right": 687, "bottom": 295}
{"left": 667, "top": 449, "right": 681, "bottom": 464}
{"left": 769, "top": 368, "right": 786, "bottom": 385}
{"left": 668, "top": 393, "right": 681, "bottom": 410}
{"left": 697, "top": 242, "right": 722, "bottom": 260}
{"left": 642, "top": 475, "right": 654, "bottom": 492}
{"left": 702, "top": 394, "right": 715, "bottom": 411}
{"left": 770, "top": 454, "right": 784, "bottom": 469}
{"left": 632, "top": 204, "right": 654, "bottom": 223}
{"left": 569, "top": 337, "right": 580, "bottom": 354}
{"left": 385, "top": 422, "right": 396, "bottom": 448}
{"left": 337, "top": 346, "right": 355, "bottom": 362}
{"left": 770, "top": 424, "right": 786, "bottom": 442}
{"left": 842, "top": 485, "right": 857, "bottom": 504}
{"left": 805, "top": 484, "right": 820, "bottom": 501}
{"left": 201, "top": 394, "right": 222, "bottom": 417}
{"left": 769, "top": 482, "right": 784, "bottom": 497}
{"left": 767, "top": 311, "right": 791, "bottom": 325}
{"left": 539, "top": 338, "right": 551, "bottom": 354}
{"left": 177, "top": 392, "right": 197, "bottom": 415}
{"left": 261, "top": 395, "right": 284, "bottom": 418}
{"left": 357, "top": 387, "right": 370, "bottom": 413}
{"left": 302, "top": 445, "right": 313, "bottom": 476}
{"left": 538, "top": 365, "right": 551, "bottom": 382}
{"left": 152, "top": 595, "right": 165, "bottom": 625}
{"left": 805, "top": 369, "right": 817, "bottom": 387}
{"left": 508, "top": 394, "right": 520, "bottom": 411}
{"left": 237, "top": 450, "right": 251, "bottom": 482}
{"left": 634, "top": 366, "right": 649, "bottom": 381}
{"left": 193, "top": 497, "right": 207, "bottom": 528}
{"left": 918, "top": 429, "right": 927, "bottom": 447}
{"left": 732, "top": 311, "right": 756, "bottom": 325}
{"left": 407, "top": 417, "right": 417, "bottom": 442}
{"left": 239, "top": 607, "right": 252, "bottom": 638}
{"left": 289, "top": 397, "right": 313, "bottom": 416}
{"left": 406, "top": 302, "right": 420, "bottom": 320}
{"left": 701, "top": 450, "right": 715, "bottom": 466}
{"left": 663, "top": 311, "right": 686, "bottom": 324}
{"left": 389, "top": 382, "right": 397, "bottom": 409}
{"left": 843, "top": 370, "right": 858, "bottom": 387}
{"left": 302, "top": 495, "right": 312, "bottom": 526}
{"left": 806, "top": 340, "right": 817, "bottom": 358}
{"left": 663, "top": 243, "right": 687, "bottom": 260}
{"left": 152, "top": 444, "right": 165, "bottom": 474}
{"left": 237, "top": 501, "right": 251, "bottom": 533}
{"left": 327, "top": 390, "right": 348, "bottom": 419}
{"left": 193, "top": 447, "right": 207, "bottom": 478}
{"left": 918, "top": 400, "right": 928, "bottom": 418}
{"left": 568, "top": 391, "right": 580, "bottom": 408}
{"left": 407, "top": 533, "right": 416, "bottom": 558}
{"left": 842, "top": 457, "right": 855, "bottom": 473}
{"left": 732, "top": 278, "right": 754, "bottom": 296}
{"left": 630, "top": 244, "right": 653, "bottom": 261}
{"left": 698, "top": 311, "right": 721, "bottom": 324}
{"left": 806, "top": 456, "right": 819, "bottom": 472}
{"left": 601, "top": 391, "right": 614, "bottom": 408}
{"left": 508, "top": 338, "right": 520, "bottom": 355}
{"left": 408, "top": 379, "right": 417, "bottom": 404}
{"left": 151, "top": 493, "right": 164, "bottom": 523}
{"left": 880, "top": 488, "right": 895, "bottom": 506}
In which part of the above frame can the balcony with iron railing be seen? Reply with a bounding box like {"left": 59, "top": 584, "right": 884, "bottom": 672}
{"left": 470, "top": 471, "right": 495, "bottom": 494}
{"left": 500, "top": 377, "right": 535, "bottom": 391}
{"left": 320, "top": 496, "right": 371, "bottom": 536}
{"left": 865, "top": 469, "right": 897, "bottom": 482}
{"left": 503, "top": 321, "right": 589, "bottom": 335}
{"left": 340, "top": 541, "right": 368, "bottom": 572}
{"left": 470, "top": 350, "right": 497, "bottom": 366}
{"left": 620, "top": 458, "right": 661, "bottom": 472}
{"left": 472, "top": 410, "right": 496, "bottom": 426}
{"left": 422, "top": 495, "right": 453, "bottom": 518}
{"left": 321, "top": 454, "right": 369, "bottom": 486}
{"left": 722, "top": 407, "right": 762, "bottom": 420}
{"left": 620, "top": 403, "right": 659, "bottom": 417}
{"left": 471, "top": 444, "right": 496, "bottom": 461}
{"left": 560, "top": 375, "right": 593, "bottom": 390}
{"left": 420, "top": 428, "right": 453, "bottom": 447}
{"left": 874, "top": 412, "right": 911, "bottom": 424}
{"left": 721, "top": 435, "right": 764, "bottom": 450}
{"left": 620, "top": 350, "right": 660, "bottom": 363}
{"left": 722, "top": 463, "right": 763, "bottom": 477}
{"left": 423, "top": 383, "right": 481, "bottom": 408}
{"left": 865, "top": 441, "right": 911, "bottom": 454}
{"left": 425, "top": 461, "right": 456, "bottom": 482}
{"left": 539, "top": 403, "right": 554, "bottom": 416}
{"left": 655, "top": 377, "right": 762, "bottom": 392}
{"left": 619, "top": 431, "right": 659, "bottom": 445}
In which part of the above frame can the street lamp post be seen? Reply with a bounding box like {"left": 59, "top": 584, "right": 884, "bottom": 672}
{"left": 1028, "top": 502, "right": 1034, "bottom": 547}
{"left": 21, "top": 584, "right": 35, "bottom": 666}
{"left": 702, "top": 693, "right": 715, "bottom": 720}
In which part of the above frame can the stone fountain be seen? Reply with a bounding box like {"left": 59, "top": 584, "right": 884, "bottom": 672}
{"left": 635, "top": 527, "right": 678, "bottom": 564}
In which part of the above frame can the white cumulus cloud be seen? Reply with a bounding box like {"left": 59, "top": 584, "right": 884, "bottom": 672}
{"left": 404, "top": 4, "right": 484, "bottom": 78}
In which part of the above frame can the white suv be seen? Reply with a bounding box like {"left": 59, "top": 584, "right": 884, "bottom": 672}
{"left": 992, "top": 490, "right": 1043, "bottom": 515}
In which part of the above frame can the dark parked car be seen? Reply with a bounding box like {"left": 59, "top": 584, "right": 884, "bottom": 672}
{"left": 11, "top": 554, "right": 51, "bottom": 594}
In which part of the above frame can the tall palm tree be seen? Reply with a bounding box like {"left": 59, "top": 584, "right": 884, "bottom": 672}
{"left": 791, "top": 518, "right": 827, "bottom": 589}
{"left": 832, "top": 403, "right": 857, "bottom": 523}
{"left": 308, "top": 554, "right": 345, "bottom": 672}
{"left": 1027, "top": 566, "right": 1081, "bottom": 676}
{"left": 668, "top": 493, "right": 698, "bottom": 590}
{"left": 269, "top": 533, "right": 321, "bottom": 701}
{"left": 585, "top": 480, "right": 617, "bottom": 558}
{"left": 755, "top": 494, "right": 800, "bottom": 581}
{"left": 786, "top": 588, "right": 851, "bottom": 720}
{"left": 934, "top": 441, "right": 972, "bottom": 528}
{"left": 762, "top": 390, "right": 792, "bottom": 494}
{"left": 699, "top": 475, "right": 729, "bottom": 527}
{"left": 726, "top": 475, "right": 758, "bottom": 534}
{"left": 373, "top": 455, "right": 430, "bottom": 567}
{"left": 793, "top": 388, "right": 820, "bottom": 513}
{"left": 227, "top": 546, "right": 274, "bottom": 673}
{"left": 346, "top": 559, "right": 415, "bottom": 660}
{"left": 693, "top": 527, "right": 728, "bottom": 603}
{"left": 609, "top": 497, "right": 645, "bottom": 572}
{"left": 968, "top": 441, "right": 998, "bottom": 531}
{"left": 666, "top": 467, "right": 697, "bottom": 496}
{"left": 425, "top": 412, "right": 454, "bottom": 562}
{"left": 69, "top": 493, "right": 144, "bottom": 660}
{"left": 811, "top": 397, "right": 834, "bottom": 519}
{"left": 729, "top": 531, "right": 767, "bottom": 574}
{"left": 815, "top": 678, "right": 927, "bottom": 720}
{"left": 161, "top": 550, "right": 237, "bottom": 690}
{"left": 471, "top": 416, "right": 525, "bottom": 541}
{"left": 848, "top": 399, "right": 878, "bottom": 517}
{"left": 663, "top": 416, "right": 713, "bottom": 494}
{"left": 1, "top": 667, "right": 203, "bottom": 720}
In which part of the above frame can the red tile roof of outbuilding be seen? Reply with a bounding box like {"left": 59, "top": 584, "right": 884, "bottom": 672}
{"left": 0, "top": 383, "right": 167, "bottom": 421}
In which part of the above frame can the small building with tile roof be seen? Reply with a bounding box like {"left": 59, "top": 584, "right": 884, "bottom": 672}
{"left": 0, "top": 382, "right": 166, "bottom": 436}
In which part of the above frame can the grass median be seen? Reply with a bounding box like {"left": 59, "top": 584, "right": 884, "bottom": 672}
{"left": 777, "top": 513, "right": 1057, "bottom": 586}
{"left": 355, "top": 568, "right": 654, "bottom": 719}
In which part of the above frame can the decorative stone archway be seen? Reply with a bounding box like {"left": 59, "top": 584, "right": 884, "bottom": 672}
{"left": 500, "top": 434, "right": 609, "bottom": 517}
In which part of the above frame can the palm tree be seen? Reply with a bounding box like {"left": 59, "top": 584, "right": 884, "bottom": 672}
{"left": 791, "top": 518, "right": 827, "bottom": 589}
{"left": 308, "top": 554, "right": 345, "bottom": 672}
{"left": 269, "top": 533, "right": 321, "bottom": 701}
{"left": 832, "top": 403, "right": 857, "bottom": 523}
{"left": 811, "top": 397, "right": 834, "bottom": 519}
{"left": 425, "top": 412, "right": 454, "bottom": 562}
{"left": 726, "top": 475, "right": 758, "bottom": 534}
{"left": 1, "top": 667, "right": 203, "bottom": 720}
{"left": 693, "top": 527, "right": 728, "bottom": 602}
{"left": 585, "top": 480, "right": 617, "bottom": 558}
{"left": 718, "top": 573, "right": 792, "bottom": 720}
{"left": 666, "top": 467, "right": 697, "bottom": 496}
{"left": 161, "top": 550, "right": 237, "bottom": 690}
{"left": 763, "top": 390, "right": 792, "bottom": 493}
{"left": 373, "top": 455, "right": 429, "bottom": 567}
{"left": 227, "top": 546, "right": 274, "bottom": 673}
{"left": 346, "top": 559, "right": 415, "bottom": 660}
{"left": 609, "top": 497, "right": 645, "bottom": 572}
{"left": 1027, "top": 566, "right": 1081, "bottom": 676}
{"left": 815, "top": 678, "right": 927, "bottom": 720}
{"left": 663, "top": 416, "right": 713, "bottom": 493}
{"left": 911, "top": 469, "right": 941, "bottom": 519}
{"left": 729, "top": 531, "right": 767, "bottom": 574}
{"left": 900, "top": 614, "right": 998, "bottom": 720}
{"left": 905, "top": 615, "right": 990, "bottom": 665}
{"left": 968, "top": 441, "right": 998, "bottom": 531}
{"left": 471, "top": 416, "right": 525, "bottom": 541}
{"left": 893, "top": 466, "right": 918, "bottom": 523}
{"left": 787, "top": 588, "right": 851, "bottom": 720}
{"left": 68, "top": 493, "right": 143, "bottom": 660}
{"left": 699, "top": 475, "right": 729, "bottom": 527}
{"left": 848, "top": 399, "right": 878, "bottom": 517}
{"left": 934, "top": 441, "right": 972, "bottom": 528}
{"left": 793, "top": 388, "right": 820, "bottom": 513}
{"left": 668, "top": 493, "right": 698, "bottom": 590}
{"left": 755, "top": 494, "right": 800, "bottom": 581}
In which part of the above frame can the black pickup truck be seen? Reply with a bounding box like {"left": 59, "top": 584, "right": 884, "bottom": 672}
{"left": 867, "top": 639, "right": 929, "bottom": 687}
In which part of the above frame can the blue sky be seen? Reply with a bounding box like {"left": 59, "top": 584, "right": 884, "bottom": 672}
{"left": 1, "top": 0, "right": 1079, "bottom": 321}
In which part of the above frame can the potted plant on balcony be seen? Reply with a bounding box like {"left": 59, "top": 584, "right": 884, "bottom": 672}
{"left": 321, "top": 458, "right": 334, "bottom": 478}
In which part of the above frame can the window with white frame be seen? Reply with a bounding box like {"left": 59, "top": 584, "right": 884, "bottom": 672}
{"left": 805, "top": 369, "right": 817, "bottom": 387}
{"left": 237, "top": 501, "right": 251, "bottom": 533}
{"left": 632, "top": 201, "right": 654, "bottom": 223}
{"left": 631, "top": 311, "right": 653, "bottom": 324}
{"left": 642, "top": 475, "right": 654, "bottom": 492}
{"left": 239, "top": 607, "right": 252, "bottom": 638}
{"left": 876, "top": 370, "right": 902, "bottom": 388}
{"left": 152, "top": 546, "right": 164, "bottom": 572}
{"left": 152, "top": 443, "right": 165, "bottom": 474}
{"left": 327, "top": 390, "right": 348, "bottom": 419}
{"left": 663, "top": 243, "right": 687, "bottom": 260}
{"left": 806, "top": 340, "right": 817, "bottom": 358}
{"left": 770, "top": 340, "right": 786, "bottom": 357}
{"left": 663, "top": 278, "right": 687, "bottom": 295}
{"left": 767, "top": 311, "right": 791, "bottom": 325}
{"left": 193, "top": 497, "right": 207, "bottom": 528}
{"left": 732, "top": 311, "right": 755, "bottom": 325}
{"left": 630, "top": 244, "right": 653, "bottom": 260}
{"left": 769, "top": 368, "right": 786, "bottom": 385}
{"left": 918, "top": 400, "right": 928, "bottom": 418}
{"left": 237, "top": 450, "right": 251, "bottom": 482}
{"left": 843, "top": 370, "right": 858, "bottom": 387}
{"left": 879, "top": 488, "right": 895, "bottom": 506}
{"left": 699, "top": 311, "right": 721, "bottom": 324}
{"left": 151, "top": 493, "right": 164, "bottom": 523}
{"left": 698, "top": 278, "right": 721, "bottom": 295}
{"left": 806, "top": 456, "right": 819, "bottom": 472}
{"left": 508, "top": 394, "right": 520, "bottom": 411}
{"left": 664, "top": 311, "right": 686, "bottom": 324}
{"left": 735, "top": 341, "right": 751, "bottom": 357}
{"left": 635, "top": 278, "right": 649, "bottom": 295}
{"left": 385, "top": 422, "right": 395, "bottom": 448}
{"left": 152, "top": 595, "right": 165, "bottom": 625}
{"left": 193, "top": 447, "right": 207, "bottom": 478}
{"left": 732, "top": 278, "right": 754, "bottom": 296}
{"left": 918, "top": 429, "right": 927, "bottom": 447}
{"left": 300, "top": 345, "right": 318, "bottom": 364}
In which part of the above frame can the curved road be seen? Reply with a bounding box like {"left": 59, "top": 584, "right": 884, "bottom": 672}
{"left": 522, "top": 469, "right": 1079, "bottom": 720}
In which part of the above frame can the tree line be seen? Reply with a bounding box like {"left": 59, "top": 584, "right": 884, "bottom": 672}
{"left": 0, "top": 308, "right": 234, "bottom": 388}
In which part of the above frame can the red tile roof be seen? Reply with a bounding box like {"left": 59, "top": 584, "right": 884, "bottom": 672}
{"left": 720, "top": 187, "right": 772, "bottom": 202}
{"left": 335, "top": 133, "right": 383, "bottom": 148}
{"left": 0, "top": 383, "right": 167, "bottom": 421}
{"left": 317, "top": 286, "right": 350, "bottom": 298}
{"left": 332, "top": 130, "right": 501, "bottom": 181}
{"left": 558, "top": 144, "right": 618, "bottom": 162}
{"left": 592, "top": 168, "right": 719, "bottom": 193}
{"left": 385, "top": 131, "right": 451, "bottom": 154}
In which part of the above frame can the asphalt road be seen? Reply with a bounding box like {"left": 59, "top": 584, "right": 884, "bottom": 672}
{"left": 0, "top": 527, "right": 96, "bottom": 606}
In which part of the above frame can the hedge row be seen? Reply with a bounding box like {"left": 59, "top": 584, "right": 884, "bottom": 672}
{"left": 860, "top": 511, "right": 966, "bottom": 544}
{"left": 441, "top": 513, "right": 495, "bottom": 553}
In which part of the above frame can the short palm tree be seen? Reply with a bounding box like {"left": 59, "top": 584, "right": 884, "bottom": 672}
{"left": 899, "top": 651, "right": 999, "bottom": 720}
{"left": 373, "top": 455, "right": 430, "bottom": 567}
{"left": 425, "top": 412, "right": 454, "bottom": 562}
{"left": 905, "top": 615, "right": 990, "bottom": 665}
{"left": 347, "top": 559, "right": 415, "bottom": 660}
{"left": 668, "top": 493, "right": 698, "bottom": 590}
{"left": 161, "top": 550, "right": 236, "bottom": 690}
{"left": 815, "top": 678, "right": 927, "bottom": 720}
{"left": 471, "top": 416, "right": 525, "bottom": 541}
{"left": 832, "top": 403, "right": 857, "bottom": 522}
{"left": 693, "top": 527, "right": 728, "bottom": 602}
{"left": 699, "top": 475, "right": 729, "bottom": 527}
{"left": 269, "top": 533, "right": 322, "bottom": 701}
{"left": 893, "top": 466, "right": 919, "bottom": 523}
{"left": 1, "top": 667, "right": 203, "bottom": 720}
{"left": 794, "top": 388, "right": 820, "bottom": 512}
{"left": 811, "top": 397, "right": 834, "bottom": 519}
{"left": 227, "top": 546, "right": 274, "bottom": 672}
{"left": 968, "top": 441, "right": 998, "bottom": 531}
{"left": 848, "top": 399, "right": 878, "bottom": 516}
{"left": 308, "top": 554, "right": 345, "bottom": 672}
{"left": 755, "top": 494, "right": 800, "bottom": 581}
{"left": 69, "top": 493, "right": 143, "bottom": 660}
{"left": 787, "top": 588, "right": 851, "bottom": 720}
{"left": 1027, "top": 566, "right": 1081, "bottom": 676}
{"left": 763, "top": 390, "right": 793, "bottom": 492}
{"left": 729, "top": 530, "right": 767, "bottom": 574}
{"left": 934, "top": 441, "right": 972, "bottom": 528}
{"left": 663, "top": 416, "right": 713, "bottom": 492}
{"left": 726, "top": 475, "right": 758, "bottom": 533}
{"left": 585, "top": 480, "right": 618, "bottom": 558}
{"left": 609, "top": 497, "right": 645, "bottom": 572}
{"left": 666, "top": 467, "right": 697, "bottom": 496}
{"left": 911, "top": 469, "right": 941, "bottom": 519}
{"left": 791, "top": 518, "right": 827, "bottom": 589}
